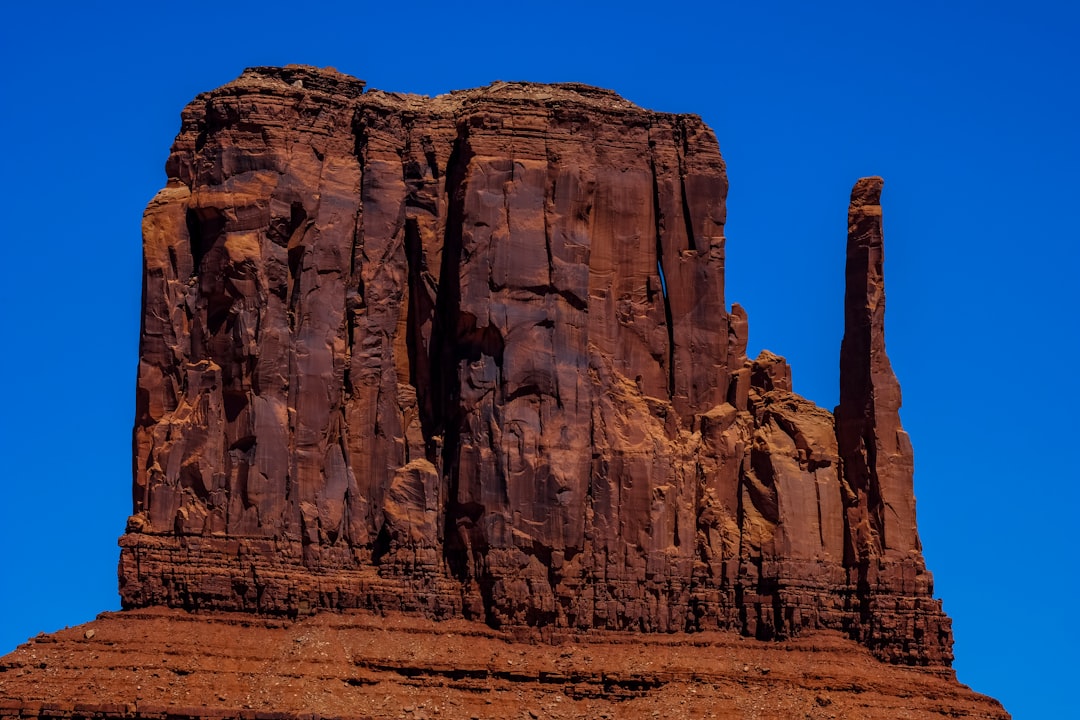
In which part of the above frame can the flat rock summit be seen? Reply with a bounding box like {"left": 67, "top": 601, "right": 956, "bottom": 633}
{"left": 0, "top": 65, "right": 1008, "bottom": 719}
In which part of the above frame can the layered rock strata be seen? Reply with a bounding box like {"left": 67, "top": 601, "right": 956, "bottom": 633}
{"left": 0, "top": 609, "right": 1010, "bottom": 720}
{"left": 120, "top": 65, "right": 951, "bottom": 665}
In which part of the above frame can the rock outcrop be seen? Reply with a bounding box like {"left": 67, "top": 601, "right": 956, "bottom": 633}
{"left": 118, "top": 65, "right": 950, "bottom": 666}
{"left": 0, "top": 609, "right": 1010, "bottom": 720}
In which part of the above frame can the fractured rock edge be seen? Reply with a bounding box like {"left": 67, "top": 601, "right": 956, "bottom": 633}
{"left": 114, "top": 65, "right": 949, "bottom": 667}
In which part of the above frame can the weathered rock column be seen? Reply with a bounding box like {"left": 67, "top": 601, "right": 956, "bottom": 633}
{"left": 834, "top": 177, "right": 952, "bottom": 665}
{"left": 835, "top": 176, "right": 919, "bottom": 562}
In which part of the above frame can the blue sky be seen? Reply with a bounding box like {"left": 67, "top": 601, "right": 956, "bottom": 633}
{"left": 1, "top": 2, "right": 1076, "bottom": 717}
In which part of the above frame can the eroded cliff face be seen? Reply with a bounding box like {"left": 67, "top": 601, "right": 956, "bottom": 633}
{"left": 120, "top": 65, "right": 951, "bottom": 665}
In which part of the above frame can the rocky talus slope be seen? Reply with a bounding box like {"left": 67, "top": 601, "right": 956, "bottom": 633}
{"left": 0, "top": 609, "right": 1006, "bottom": 719}
{"left": 0, "top": 66, "right": 1008, "bottom": 719}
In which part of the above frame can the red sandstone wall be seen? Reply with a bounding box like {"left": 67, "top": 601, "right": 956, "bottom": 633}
{"left": 120, "top": 66, "right": 951, "bottom": 665}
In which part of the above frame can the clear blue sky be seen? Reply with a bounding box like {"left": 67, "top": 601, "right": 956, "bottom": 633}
{"left": 1, "top": 2, "right": 1076, "bottom": 717}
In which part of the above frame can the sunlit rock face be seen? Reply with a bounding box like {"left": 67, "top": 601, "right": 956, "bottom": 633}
{"left": 121, "top": 65, "right": 951, "bottom": 665}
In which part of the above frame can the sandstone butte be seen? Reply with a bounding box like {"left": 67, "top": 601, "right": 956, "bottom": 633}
{"left": 0, "top": 66, "right": 1009, "bottom": 720}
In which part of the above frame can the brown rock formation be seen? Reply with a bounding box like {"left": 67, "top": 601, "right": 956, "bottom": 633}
{"left": 115, "top": 65, "right": 952, "bottom": 667}
{"left": 0, "top": 608, "right": 1009, "bottom": 720}
{"left": 837, "top": 176, "right": 919, "bottom": 561}
{"left": 0, "top": 65, "right": 1013, "bottom": 720}
{"left": 834, "top": 177, "right": 938, "bottom": 661}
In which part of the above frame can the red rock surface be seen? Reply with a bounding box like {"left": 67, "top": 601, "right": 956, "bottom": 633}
{"left": 0, "top": 608, "right": 1008, "bottom": 720}
{"left": 0, "top": 64, "right": 1013, "bottom": 719}
{"left": 115, "top": 65, "right": 952, "bottom": 666}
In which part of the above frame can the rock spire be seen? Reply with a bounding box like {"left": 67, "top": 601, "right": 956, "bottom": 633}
{"left": 837, "top": 176, "right": 920, "bottom": 561}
